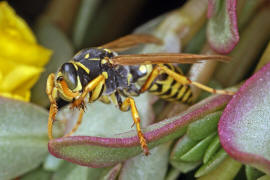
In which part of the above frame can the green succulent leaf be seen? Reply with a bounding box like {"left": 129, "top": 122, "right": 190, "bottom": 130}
{"left": 187, "top": 111, "right": 221, "bottom": 141}
{"left": 170, "top": 161, "right": 201, "bottom": 173}
{"left": 180, "top": 132, "right": 216, "bottom": 162}
{"left": 257, "top": 175, "right": 270, "bottom": 180}
{"left": 195, "top": 148, "right": 228, "bottom": 177}
{"left": 197, "top": 157, "right": 242, "bottom": 180}
{"left": 171, "top": 135, "right": 198, "bottom": 162}
{"left": 219, "top": 62, "right": 270, "bottom": 174}
{"left": 21, "top": 168, "right": 52, "bottom": 180}
{"left": 62, "top": 94, "right": 153, "bottom": 138}
{"left": 48, "top": 94, "right": 231, "bottom": 167}
{"left": 203, "top": 135, "right": 220, "bottom": 164}
{"left": 207, "top": 0, "right": 239, "bottom": 54}
{"left": 51, "top": 162, "right": 102, "bottom": 180}
{"left": 99, "top": 164, "right": 122, "bottom": 180}
{"left": 43, "top": 154, "right": 64, "bottom": 172}
{"left": 165, "top": 168, "right": 181, "bottom": 180}
{"left": 245, "top": 165, "right": 264, "bottom": 180}
{"left": 0, "top": 97, "right": 62, "bottom": 180}
{"left": 119, "top": 143, "right": 171, "bottom": 180}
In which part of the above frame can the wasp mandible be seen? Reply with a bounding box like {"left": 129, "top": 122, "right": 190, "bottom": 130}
{"left": 46, "top": 34, "right": 233, "bottom": 155}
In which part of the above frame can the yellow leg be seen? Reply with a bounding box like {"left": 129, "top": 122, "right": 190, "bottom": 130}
{"left": 46, "top": 73, "right": 58, "bottom": 140}
{"left": 64, "top": 108, "right": 84, "bottom": 137}
{"left": 65, "top": 75, "right": 106, "bottom": 137}
{"left": 71, "top": 75, "right": 105, "bottom": 109}
{"left": 141, "top": 64, "right": 234, "bottom": 95}
{"left": 121, "top": 97, "right": 149, "bottom": 155}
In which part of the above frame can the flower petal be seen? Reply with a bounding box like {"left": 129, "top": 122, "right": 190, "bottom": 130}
{"left": 0, "top": 34, "right": 52, "bottom": 67}
{"left": 0, "top": 2, "right": 36, "bottom": 43}
{"left": 0, "top": 58, "right": 43, "bottom": 101}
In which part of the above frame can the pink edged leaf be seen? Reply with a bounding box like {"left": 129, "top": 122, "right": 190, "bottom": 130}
{"left": 207, "top": 0, "right": 239, "bottom": 54}
{"left": 49, "top": 94, "right": 232, "bottom": 168}
{"left": 219, "top": 62, "right": 270, "bottom": 174}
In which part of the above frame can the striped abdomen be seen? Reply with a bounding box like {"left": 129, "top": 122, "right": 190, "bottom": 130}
{"left": 148, "top": 64, "right": 193, "bottom": 103}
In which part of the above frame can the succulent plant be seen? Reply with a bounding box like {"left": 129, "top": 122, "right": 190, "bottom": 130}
{"left": 1, "top": 0, "right": 270, "bottom": 180}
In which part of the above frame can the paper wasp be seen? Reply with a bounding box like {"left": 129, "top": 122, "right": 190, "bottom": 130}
{"left": 46, "top": 34, "right": 232, "bottom": 155}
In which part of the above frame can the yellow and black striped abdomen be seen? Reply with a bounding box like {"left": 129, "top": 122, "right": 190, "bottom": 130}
{"left": 148, "top": 64, "right": 193, "bottom": 103}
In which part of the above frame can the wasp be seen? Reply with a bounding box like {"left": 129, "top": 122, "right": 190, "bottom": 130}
{"left": 46, "top": 34, "right": 232, "bottom": 155}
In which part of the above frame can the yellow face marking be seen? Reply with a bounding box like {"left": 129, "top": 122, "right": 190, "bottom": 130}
{"left": 84, "top": 53, "right": 90, "bottom": 59}
{"left": 73, "top": 76, "right": 83, "bottom": 92}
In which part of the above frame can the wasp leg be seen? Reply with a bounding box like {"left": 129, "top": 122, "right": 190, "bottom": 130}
{"left": 71, "top": 75, "right": 106, "bottom": 108}
{"left": 101, "top": 34, "right": 162, "bottom": 52}
{"left": 120, "top": 97, "right": 149, "bottom": 155}
{"left": 46, "top": 73, "right": 58, "bottom": 140}
{"left": 141, "top": 64, "right": 234, "bottom": 95}
{"left": 64, "top": 108, "right": 84, "bottom": 137}
{"left": 66, "top": 75, "right": 106, "bottom": 137}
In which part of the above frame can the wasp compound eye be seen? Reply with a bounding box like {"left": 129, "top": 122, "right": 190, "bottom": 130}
{"left": 60, "top": 63, "right": 78, "bottom": 90}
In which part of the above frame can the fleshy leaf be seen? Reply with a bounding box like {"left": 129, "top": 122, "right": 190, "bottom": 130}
{"left": 119, "top": 143, "right": 170, "bottom": 180}
{"left": 195, "top": 149, "right": 228, "bottom": 177}
{"left": 219, "top": 62, "right": 270, "bottom": 174}
{"left": 0, "top": 97, "right": 62, "bottom": 180}
{"left": 187, "top": 111, "right": 221, "bottom": 141}
{"left": 245, "top": 165, "right": 264, "bottom": 180}
{"left": 197, "top": 157, "right": 242, "bottom": 180}
{"left": 171, "top": 135, "right": 198, "bottom": 162}
{"left": 170, "top": 160, "right": 201, "bottom": 174}
{"left": 21, "top": 168, "right": 52, "bottom": 180}
{"left": 99, "top": 164, "right": 122, "bottom": 180}
{"left": 49, "top": 94, "right": 231, "bottom": 167}
{"left": 180, "top": 132, "right": 216, "bottom": 162}
{"left": 207, "top": 0, "right": 239, "bottom": 54}
{"left": 203, "top": 135, "right": 220, "bottom": 164}
{"left": 166, "top": 168, "right": 181, "bottom": 180}
{"left": 257, "top": 175, "right": 270, "bottom": 180}
{"left": 170, "top": 135, "right": 200, "bottom": 173}
{"left": 43, "top": 154, "right": 64, "bottom": 171}
{"left": 51, "top": 162, "right": 103, "bottom": 180}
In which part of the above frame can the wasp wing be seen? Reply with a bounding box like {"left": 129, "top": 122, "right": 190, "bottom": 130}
{"left": 111, "top": 53, "right": 231, "bottom": 65}
{"left": 101, "top": 34, "right": 162, "bottom": 52}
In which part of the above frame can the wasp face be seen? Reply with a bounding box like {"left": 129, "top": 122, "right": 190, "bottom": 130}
{"left": 55, "top": 63, "right": 81, "bottom": 102}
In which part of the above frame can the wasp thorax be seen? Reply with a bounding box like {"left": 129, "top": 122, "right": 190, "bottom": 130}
{"left": 60, "top": 63, "right": 78, "bottom": 90}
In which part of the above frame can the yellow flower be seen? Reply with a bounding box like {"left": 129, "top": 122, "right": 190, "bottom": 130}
{"left": 0, "top": 2, "right": 52, "bottom": 101}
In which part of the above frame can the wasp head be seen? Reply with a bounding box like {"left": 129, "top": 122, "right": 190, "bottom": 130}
{"left": 54, "top": 63, "right": 81, "bottom": 102}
